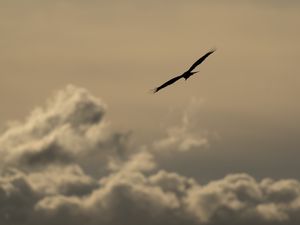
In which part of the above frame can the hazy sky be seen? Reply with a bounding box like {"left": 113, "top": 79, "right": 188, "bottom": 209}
{"left": 1, "top": 1, "right": 300, "bottom": 224}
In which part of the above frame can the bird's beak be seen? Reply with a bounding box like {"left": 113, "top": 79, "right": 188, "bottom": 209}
{"left": 192, "top": 71, "right": 199, "bottom": 75}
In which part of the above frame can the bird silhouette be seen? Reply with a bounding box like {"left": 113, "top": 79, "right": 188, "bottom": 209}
{"left": 152, "top": 49, "right": 215, "bottom": 93}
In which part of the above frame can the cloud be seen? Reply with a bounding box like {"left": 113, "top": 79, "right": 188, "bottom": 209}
{"left": 153, "top": 98, "right": 208, "bottom": 152}
{"left": 0, "top": 85, "right": 128, "bottom": 173}
{"left": 33, "top": 152, "right": 192, "bottom": 225}
{"left": 185, "top": 174, "right": 300, "bottom": 225}
{"left": 1, "top": 85, "right": 300, "bottom": 225}
{"left": 6, "top": 169, "right": 300, "bottom": 225}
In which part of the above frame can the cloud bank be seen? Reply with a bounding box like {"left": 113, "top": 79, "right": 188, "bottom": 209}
{"left": 0, "top": 85, "right": 300, "bottom": 225}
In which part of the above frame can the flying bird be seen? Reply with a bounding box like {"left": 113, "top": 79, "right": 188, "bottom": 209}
{"left": 152, "top": 49, "right": 215, "bottom": 93}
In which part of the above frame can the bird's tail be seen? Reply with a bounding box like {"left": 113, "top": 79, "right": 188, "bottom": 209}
{"left": 149, "top": 87, "right": 158, "bottom": 94}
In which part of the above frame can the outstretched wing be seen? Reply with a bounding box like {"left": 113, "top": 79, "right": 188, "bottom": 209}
{"left": 187, "top": 49, "right": 216, "bottom": 72}
{"left": 152, "top": 74, "right": 183, "bottom": 93}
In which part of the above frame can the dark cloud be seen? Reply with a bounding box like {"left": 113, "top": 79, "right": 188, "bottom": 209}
{"left": 0, "top": 169, "right": 38, "bottom": 225}
{"left": 0, "top": 85, "right": 300, "bottom": 225}
{"left": 20, "top": 141, "right": 73, "bottom": 167}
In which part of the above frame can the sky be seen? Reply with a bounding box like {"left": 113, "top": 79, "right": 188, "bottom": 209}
{"left": 1, "top": 1, "right": 300, "bottom": 224}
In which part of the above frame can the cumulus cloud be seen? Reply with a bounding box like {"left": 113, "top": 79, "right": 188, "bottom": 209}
{"left": 185, "top": 174, "right": 300, "bottom": 225}
{"left": 0, "top": 85, "right": 128, "bottom": 173}
{"left": 3, "top": 167, "right": 300, "bottom": 225}
{"left": 1, "top": 85, "right": 300, "bottom": 225}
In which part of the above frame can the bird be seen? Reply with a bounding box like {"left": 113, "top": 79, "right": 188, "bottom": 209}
{"left": 152, "top": 49, "right": 215, "bottom": 93}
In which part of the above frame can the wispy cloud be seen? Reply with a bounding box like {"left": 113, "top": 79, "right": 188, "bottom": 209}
{"left": 154, "top": 98, "right": 208, "bottom": 152}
